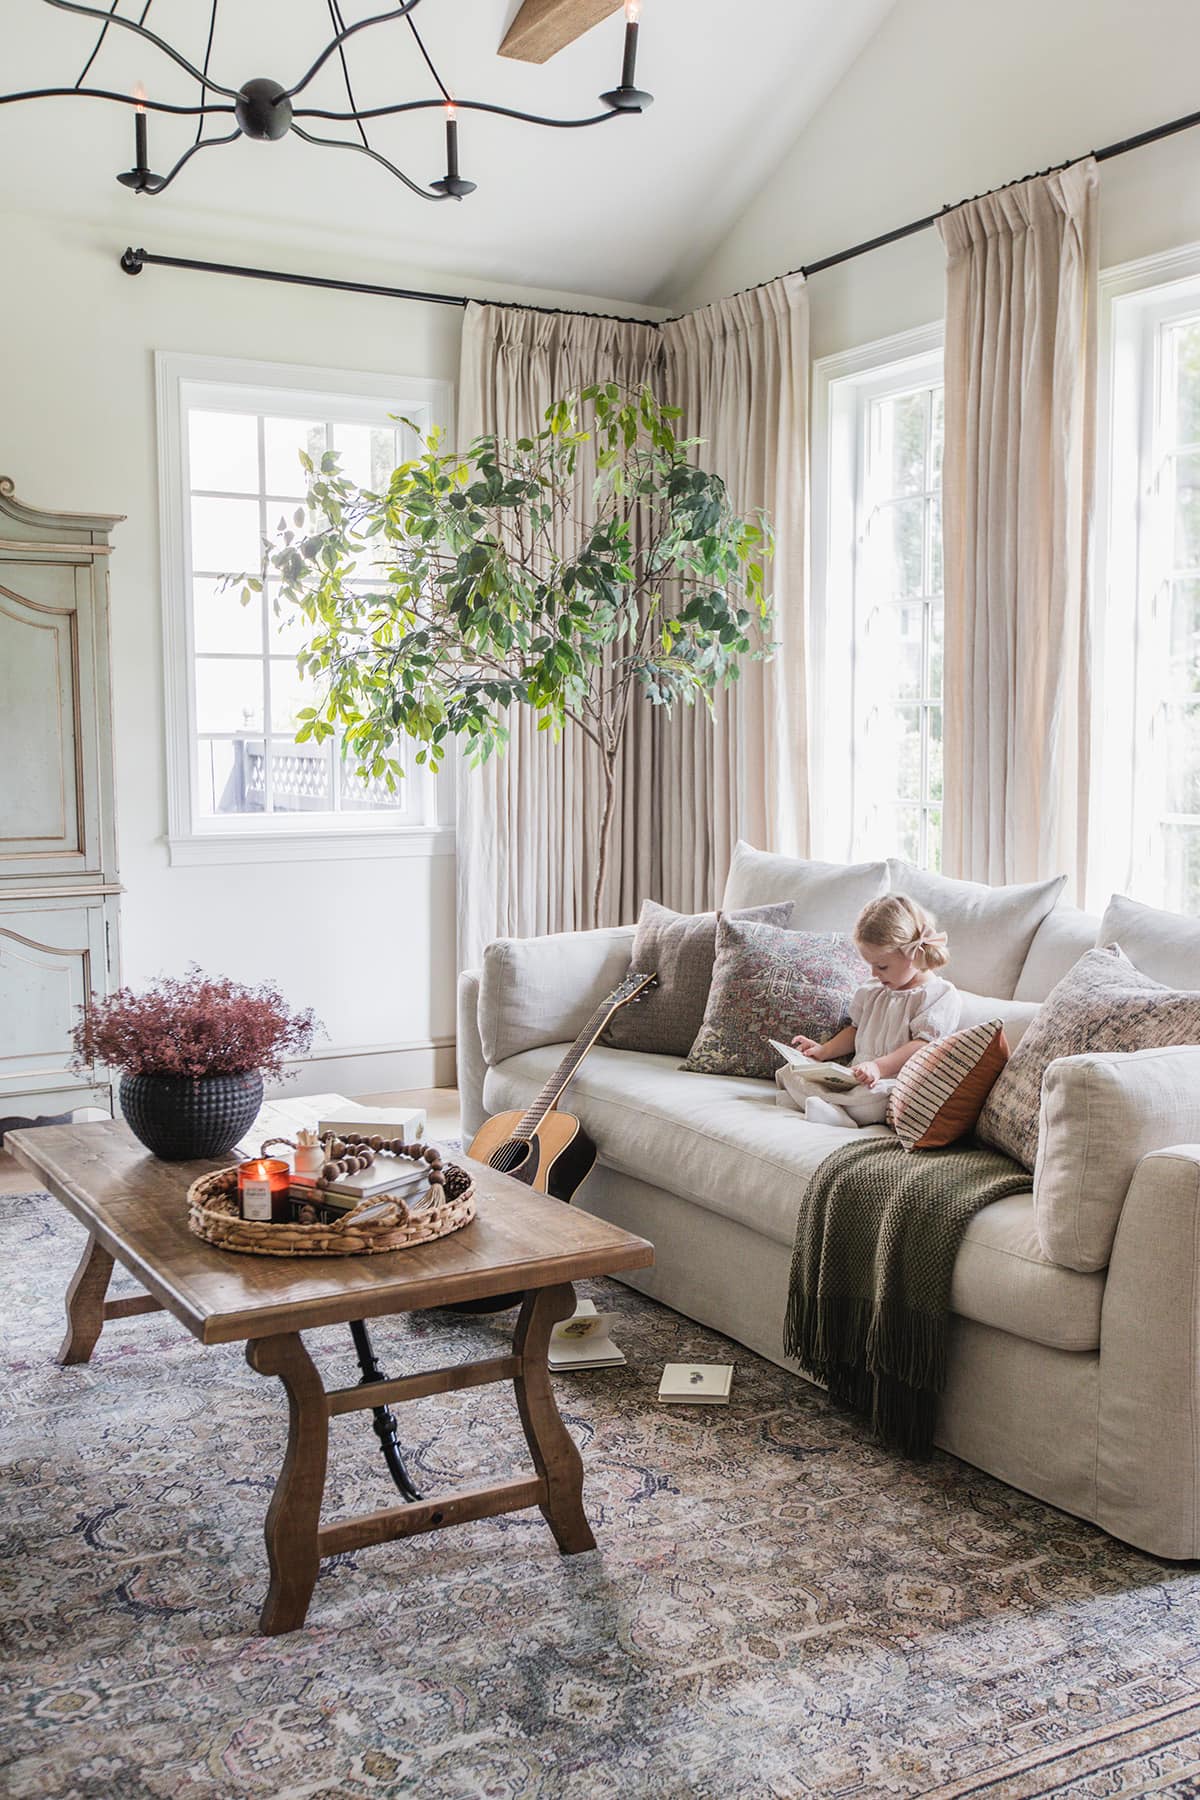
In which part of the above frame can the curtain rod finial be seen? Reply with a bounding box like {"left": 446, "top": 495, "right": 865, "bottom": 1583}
{"left": 120, "top": 246, "right": 145, "bottom": 275}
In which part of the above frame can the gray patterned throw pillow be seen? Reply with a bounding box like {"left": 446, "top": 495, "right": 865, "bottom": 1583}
{"left": 602, "top": 898, "right": 794, "bottom": 1058}
{"left": 977, "top": 944, "right": 1200, "bottom": 1170}
{"left": 682, "top": 917, "right": 868, "bottom": 1080}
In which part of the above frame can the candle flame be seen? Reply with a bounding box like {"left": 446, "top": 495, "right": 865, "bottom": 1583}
{"left": 624, "top": 0, "right": 641, "bottom": 21}
{"left": 445, "top": 100, "right": 457, "bottom": 120}
{"left": 134, "top": 81, "right": 146, "bottom": 114}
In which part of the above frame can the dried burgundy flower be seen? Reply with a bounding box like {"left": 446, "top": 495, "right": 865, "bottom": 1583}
{"left": 71, "top": 967, "right": 319, "bottom": 1080}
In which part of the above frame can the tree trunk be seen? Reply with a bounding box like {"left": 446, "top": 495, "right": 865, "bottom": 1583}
{"left": 592, "top": 754, "right": 618, "bottom": 929}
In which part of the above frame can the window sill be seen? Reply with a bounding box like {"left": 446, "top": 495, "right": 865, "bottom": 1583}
{"left": 166, "top": 825, "right": 456, "bottom": 867}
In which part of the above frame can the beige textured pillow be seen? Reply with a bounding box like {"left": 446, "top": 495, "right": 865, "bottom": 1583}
{"left": 602, "top": 898, "right": 792, "bottom": 1057}
{"left": 887, "top": 1021, "right": 1010, "bottom": 1152}
{"left": 886, "top": 860, "right": 1066, "bottom": 1000}
{"left": 1035, "top": 1044, "right": 1200, "bottom": 1272}
{"left": 978, "top": 945, "right": 1200, "bottom": 1171}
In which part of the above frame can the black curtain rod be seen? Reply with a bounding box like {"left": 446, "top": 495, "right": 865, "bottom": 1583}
{"left": 118, "top": 99, "right": 1200, "bottom": 318}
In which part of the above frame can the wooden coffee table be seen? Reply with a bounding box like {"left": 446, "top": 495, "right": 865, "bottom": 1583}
{"left": 5, "top": 1120, "right": 653, "bottom": 1635}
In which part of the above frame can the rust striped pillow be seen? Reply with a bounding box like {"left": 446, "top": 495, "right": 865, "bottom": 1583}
{"left": 887, "top": 1021, "right": 1010, "bottom": 1152}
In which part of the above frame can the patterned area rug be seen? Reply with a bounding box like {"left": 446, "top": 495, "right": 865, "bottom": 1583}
{"left": 4, "top": 1189, "right": 1200, "bottom": 1800}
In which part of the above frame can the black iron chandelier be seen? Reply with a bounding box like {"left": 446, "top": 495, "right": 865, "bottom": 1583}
{"left": 3, "top": 0, "right": 653, "bottom": 203}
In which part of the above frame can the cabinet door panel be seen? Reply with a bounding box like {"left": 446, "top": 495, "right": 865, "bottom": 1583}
{"left": 0, "top": 560, "right": 103, "bottom": 879}
{"left": 0, "top": 898, "right": 107, "bottom": 1099}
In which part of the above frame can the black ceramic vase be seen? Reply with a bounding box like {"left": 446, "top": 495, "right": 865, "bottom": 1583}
{"left": 119, "top": 1070, "right": 264, "bottom": 1161}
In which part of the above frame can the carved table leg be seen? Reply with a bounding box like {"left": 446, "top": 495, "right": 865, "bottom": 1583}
{"left": 246, "top": 1332, "right": 329, "bottom": 1636}
{"left": 513, "top": 1283, "right": 596, "bottom": 1556}
{"left": 58, "top": 1233, "right": 115, "bottom": 1366}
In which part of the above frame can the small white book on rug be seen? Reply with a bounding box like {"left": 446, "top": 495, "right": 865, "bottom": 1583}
{"left": 767, "top": 1041, "right": 859, "bottom": 1091}
{"left": 549, "top": 1299, "right": 627, "bottom": 1371}
{"left": 658, "top": 1363, "right": 734, "bottom": 1405}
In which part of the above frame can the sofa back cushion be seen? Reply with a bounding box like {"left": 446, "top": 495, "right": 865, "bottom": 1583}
{"left": 886, "top": 860, "right": 1066, "bottom": 1000}
{"left": 1013, "top": 903, "right": 1101, "bottom": 1001}
{"left": 722, "top": 840, "right": 888, "bottom": 931}
{"left": 1035, "top": 1045, "right": 1200, "bottom": 1271}
{"left": 682, "top": 917, "right": 868, "bottom": 1079}
{"left": 602, "top": 898, "right": 793, "bottom": 1058}
{"left": 978, "top": 945, "right": 1200, "bottom": 1172}
{"left": 1098, "top": 893, "right": 1200, "bottom": 990}
{"left": 479, "top": 926, "right": 635, "bottom": 1067}
{"left": 955, "top": 988, "right": 1040, "bottom": 1050}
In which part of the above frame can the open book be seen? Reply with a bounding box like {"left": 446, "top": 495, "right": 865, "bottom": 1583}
{"left": 768, "top": 1040, "right": 860, "bottom": 1092}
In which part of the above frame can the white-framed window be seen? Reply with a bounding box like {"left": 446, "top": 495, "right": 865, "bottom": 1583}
{"left": 1099, "top": 245, "right": 1200, "bottom": 915}
{"left": 156, "top": 352, "right": 455, "bottom": 866}
{"left": 811, "top": 326, "right": 945, "bottom": 869}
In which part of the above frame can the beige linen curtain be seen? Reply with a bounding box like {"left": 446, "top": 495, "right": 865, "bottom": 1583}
{"left": 456, "top": 303, "right": 665, "bottom": 969}
{"left": 660, "top": 274, "right": 810, "bottom": 908}
{"left": 936, "top": 159, "right": 1098, "bottom": 895}
{"left": 456, "top": 276, "right": 810, "bottom": 967}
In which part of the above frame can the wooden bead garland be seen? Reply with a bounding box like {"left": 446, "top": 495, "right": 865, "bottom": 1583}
{"left": 313, "top": 1132, "right": 445, "bottom": 1192}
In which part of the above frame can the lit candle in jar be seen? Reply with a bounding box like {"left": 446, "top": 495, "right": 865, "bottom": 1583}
{"left": 237, "top": 1157, "right": 290, "bottom": 1223}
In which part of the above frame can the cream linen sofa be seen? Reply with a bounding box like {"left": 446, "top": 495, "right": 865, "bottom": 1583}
{"left": 457, "top": 847, "right": 1200, "bottom": 1559}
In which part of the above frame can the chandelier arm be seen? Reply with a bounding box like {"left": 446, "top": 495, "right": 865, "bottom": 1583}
{"left": 147, "top": 127, "right": 243, "bottom": 194}
{"left": 327, "top": 0, "right": 369, "bottom": 150}
{"left": 73, "top": 0, "right": 118, "bottom": 88}
{"left": 289, "top": 122, "right": 447, "bottom": 202}
{"left": 40, "top": 0, "right": 241, "bottom": 99}
{"left": 0, "top": 86, "right": 235, "bottom": 115}
{"left": 295, "top": 98, "right": 626, "bottom": 130}
{"left": 403, "top": 10, "right": 453, "bottom": 107}
{"left": 193, "top": 0, "right": 219, "bottom": 145}
{"left": 284, "top": 0, "right": 425, "bottom": 100}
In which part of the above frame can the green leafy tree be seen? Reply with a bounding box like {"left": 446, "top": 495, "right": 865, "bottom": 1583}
{"left": 253, "top": 384, "right": 773, "bottom": 924}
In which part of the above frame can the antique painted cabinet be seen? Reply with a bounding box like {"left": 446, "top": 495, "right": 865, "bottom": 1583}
{"left": 0, "top": 478, "right": 124, "bottom": 1121}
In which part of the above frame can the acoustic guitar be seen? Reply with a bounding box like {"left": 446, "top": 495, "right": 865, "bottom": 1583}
{"left": 467, "top": 969, "right": 658, "bottom": 1202}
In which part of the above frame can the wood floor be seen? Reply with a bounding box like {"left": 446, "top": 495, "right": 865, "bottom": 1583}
{"left": 0, "top": 1087, "right": 463, "bottom": 1198}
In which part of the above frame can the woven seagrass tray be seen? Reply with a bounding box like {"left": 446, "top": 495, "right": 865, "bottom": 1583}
{"left": 186, "top": 1164, "right": 476, "bottom": 1257}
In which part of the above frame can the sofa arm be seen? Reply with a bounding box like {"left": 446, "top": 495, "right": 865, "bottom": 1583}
{"left": 478, "top": 925, "right": 636, "bottom": 1067}
{"left": 456, "top": 969, "right": 488, "bottom": 1143}
{"left": 1097, "top": 1144, "right": 1200, "bottom": 1558}
{"left": 1035, "top": 1045, "right": 1200, "bottom": 1272}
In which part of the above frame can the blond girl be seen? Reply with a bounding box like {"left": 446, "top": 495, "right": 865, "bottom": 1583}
{"left": 784, "top": 893, "right": 961, "bottom": 1128}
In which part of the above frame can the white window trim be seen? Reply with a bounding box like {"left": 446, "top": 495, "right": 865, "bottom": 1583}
{"left": 810, "top": 322, "right": 944, "bottom": 864}
{"left": 156, "top": 350, "right": 456, "bottom": 867}
{"left": 1094, "top": 239, "right": 1200, "bottom": 909}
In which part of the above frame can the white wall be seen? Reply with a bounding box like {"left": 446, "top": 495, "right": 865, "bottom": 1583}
{"left": 674, "top": 0, "right": 1200, "bottom": 356}
{"left": 0, "top": 210, "right": 662, "bottom": 1097}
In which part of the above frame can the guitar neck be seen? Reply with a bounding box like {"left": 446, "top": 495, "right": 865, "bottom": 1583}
{"left": 514, "top": 997, "right": 627, "bottom": 1139}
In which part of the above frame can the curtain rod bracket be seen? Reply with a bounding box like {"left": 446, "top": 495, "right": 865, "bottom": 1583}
{"left": 120, "top": 247, "right": 145, "bottom": 275}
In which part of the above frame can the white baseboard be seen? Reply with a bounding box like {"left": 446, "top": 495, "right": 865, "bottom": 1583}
{"left": 267, "top": 1038, "right": 456, "bottom": 1100}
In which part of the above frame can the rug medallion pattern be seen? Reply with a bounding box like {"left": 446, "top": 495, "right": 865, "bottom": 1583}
{"left": 2, "top": 1189, "right": 1200, "bottom": 1798}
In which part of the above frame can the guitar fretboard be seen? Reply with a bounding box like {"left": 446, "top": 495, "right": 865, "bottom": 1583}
{"left": 514, "top": 994, "right": 631, "bottom": 1139}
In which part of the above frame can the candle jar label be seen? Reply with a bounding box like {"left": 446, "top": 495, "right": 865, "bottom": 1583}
{"left": 241, "top": 1179, "right": 273, "bottom": 1222}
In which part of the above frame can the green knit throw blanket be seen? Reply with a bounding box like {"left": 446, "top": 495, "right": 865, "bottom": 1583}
{"left": 784, "top": 1136, "right": 1030, "bottom": 1457}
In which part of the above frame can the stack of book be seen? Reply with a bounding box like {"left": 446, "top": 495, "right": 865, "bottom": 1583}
{"left": 291, "top": 1154, "right": 433, "bottom": 1212}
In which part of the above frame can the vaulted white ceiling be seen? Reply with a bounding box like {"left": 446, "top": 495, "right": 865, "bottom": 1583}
{"left": 1, "top": 0, "right": 897, "bottom": 304}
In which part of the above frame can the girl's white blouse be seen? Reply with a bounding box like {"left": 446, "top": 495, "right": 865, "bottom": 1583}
{"left": 848, "top": 976, "right": 961, "bottom": 1062}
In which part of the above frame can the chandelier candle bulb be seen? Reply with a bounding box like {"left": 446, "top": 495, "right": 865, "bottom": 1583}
{"left": 445, "top": 105, "right": 459, "bottom": 181}
{"left": 621, "top": 13, "right": 639, "bottom": 89}
{"left": 237, "top": 1158, "right": 290, "bottom": 1224}
{"left": 134, "top": 84, "right": 147, "bottom": 171}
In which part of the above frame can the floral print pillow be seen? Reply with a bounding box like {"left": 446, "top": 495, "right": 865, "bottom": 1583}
{"left": 978, "top": 943, "right": 1200, "bottom": 1170}
{"left": 682, "top": 918, "right": 868, "bottom": 1080}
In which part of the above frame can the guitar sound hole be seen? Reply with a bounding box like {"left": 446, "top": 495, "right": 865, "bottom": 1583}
{"left": 489, "top": 1139, "right": 532, "bottom": 1176}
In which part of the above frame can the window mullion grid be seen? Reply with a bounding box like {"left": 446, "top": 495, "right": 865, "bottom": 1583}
{"left": 256, "top": 414, "right": 275, "bottom": 819}
{"left": 325, "top": 421, "right": 344, "bottom": 816}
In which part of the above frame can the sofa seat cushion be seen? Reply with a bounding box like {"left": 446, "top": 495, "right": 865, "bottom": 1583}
{"left": 482, "top": 1045, "right": 1103, "bottom": 1352}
